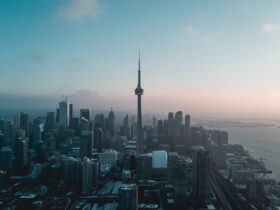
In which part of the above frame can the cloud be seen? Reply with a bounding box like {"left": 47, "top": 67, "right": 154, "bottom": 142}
{"left": 26, "top": 53, "right": 44, "bottom": 62}
{"left": 56, "top": 0, "right": 104, "bottom": 21}
{"left": 262, "top": 23, "right": 280, "bottom": 33}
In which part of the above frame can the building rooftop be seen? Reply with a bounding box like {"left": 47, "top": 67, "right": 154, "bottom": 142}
{"left": 119, "top": 183, "right": 137, "bottom": 190}
{"left": 152, "top": 151, "right": 167, "bottom": 169}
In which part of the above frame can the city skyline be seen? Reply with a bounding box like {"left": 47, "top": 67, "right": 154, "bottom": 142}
{"left": 1, "top": 1, "right": 280, "bottom": 209}
{"left": 2, "top": 0, "right": 280, "bottom": 118}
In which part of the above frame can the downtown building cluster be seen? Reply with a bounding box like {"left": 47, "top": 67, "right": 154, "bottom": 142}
{"left": 0, "top": 56, "right": 279, "bottom": 210}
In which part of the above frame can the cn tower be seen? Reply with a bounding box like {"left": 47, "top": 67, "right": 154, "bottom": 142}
{"left": 135, "top": 51, "right": 144, "bottom": 154}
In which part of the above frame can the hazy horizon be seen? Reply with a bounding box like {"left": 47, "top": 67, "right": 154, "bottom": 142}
{"left": 2, "top": 91, "right": 280, "bottom": 120}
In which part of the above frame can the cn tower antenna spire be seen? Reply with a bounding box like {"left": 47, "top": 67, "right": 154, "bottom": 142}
{"left": 138, "top": 49, "right": 141, "bottom": 86}
{"left": 138, "top": 49, "right": 141, "bottom": 69}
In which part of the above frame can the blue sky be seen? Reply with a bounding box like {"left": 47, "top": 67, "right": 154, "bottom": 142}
{"left": 1, "top": 0, "right": 280, "bottom": 117}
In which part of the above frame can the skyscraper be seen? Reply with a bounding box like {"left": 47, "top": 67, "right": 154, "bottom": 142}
{"left": 122, "top": 114, "right": 130, "bottom": 138}
{"left": 119, "top": 184, "right": 138, "bottom": 210}
{"left": 82, "top": 157, "right": 93, "bottom": 194}
{"left": 108, "top": 108, "right": 115, "bottom": 138}
{"left": 137, "top": 154, "right": 152, "bottom": 180}
{"left": 167, "top": 112, "right": 174, "bottom": 149}
{"left": 59, "top": 100, "right": 70, "bottom": 128}
{"left": 56, "top": 108, "right": 60, "bottom": 124}
{"left": 15, "top": 136, "right": 29, "bottom": 175}
{"left": 94, "top": 127, "right": 103, "bottom": 153}
{"left": 92, "top": 160, "right": 99, "bottom": 190}
{"left": 192, "top": 145, "right": 210, "bottom": 200}
{"left": 135, "top": 51, "right": 144, "bottom": 154}
{"left": 184, "top": 114, "right": 191, "bottom": 152}
{"left": 80, "top": 130, "right": 93, "bottom": 159}
{"left": 69, "top": 103, "right": 73, "bottom": 127}
{"left": 174, "top": 157, "right": 190, "bottom": 208}
{"left": 80, "top": 117, "right": 90, "bottom": 131}
{"left": 0, "top": 147, "right": 13, "bottom": 174}
{"left": 95, "top": 114, "right": 105, "bottom": 130}
{"left": 174, "top": 111, "right": 183, "bottom": 126}
{"left": 174, "top": 111, "right": 183, "bottom": 146}
{"left": 80, "top": 109, "right": 90, "bottom": 121}
{"left": 35, "top": 140, "right": 45, "bottom": 163}
{"left": 63, "top": 157, "right": 81, "bottom": 185}
{"left": 19, "top": 112, "right": 29, "bottom": 136}
{"left": 46, "top": 112, "right": 55, "bottom": 130}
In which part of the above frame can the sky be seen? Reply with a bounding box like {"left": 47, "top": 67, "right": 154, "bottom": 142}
{"left": 1, "top": 0, "right": 280, "bottom": 118}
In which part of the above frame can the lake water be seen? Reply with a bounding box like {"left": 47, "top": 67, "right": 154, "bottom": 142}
{"left": 201, "top": 125, "right": 280, "bottom": 181}
{"left": 194, "top": 118, "right": 280, "bottom": 181}
{"left": 214, "top": 124, "right": 280, "bottom": 181}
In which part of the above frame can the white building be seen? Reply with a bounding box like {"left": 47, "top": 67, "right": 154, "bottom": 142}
{"left": 152, "top": 150, "right": 168, "bottom": 169}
